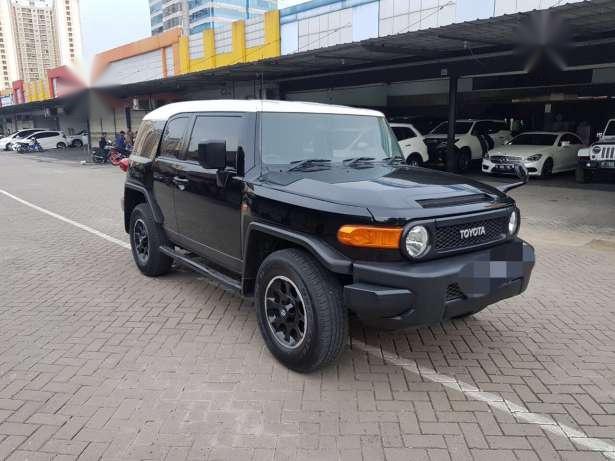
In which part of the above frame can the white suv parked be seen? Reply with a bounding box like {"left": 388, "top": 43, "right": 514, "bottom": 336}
{"left": 390, "top": 123, "right": 428, "bottom": 166}
{"left": 423, "top": 120, "right": 513, "bottom": 171}
{"left": 12, "top": 130, "right": 68, "bottom": 150}
{"left": 576, "top": 119, "right": 615, "bottom": 183}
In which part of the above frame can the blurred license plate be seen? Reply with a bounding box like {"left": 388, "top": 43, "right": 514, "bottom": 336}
{"left": 601, "top": 161, "right": 615, "bottom": 168}
{"left": 495, "top": 164, "right": 516, "bottom": 171}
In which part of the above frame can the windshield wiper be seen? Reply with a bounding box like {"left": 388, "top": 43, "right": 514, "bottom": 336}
{"left": 343, "top": 156, "right": 376, "bottom": 166}
{"left": 287, "top": 158, "right": 331, "bottom": 172}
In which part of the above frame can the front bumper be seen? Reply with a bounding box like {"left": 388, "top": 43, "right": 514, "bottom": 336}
{"left": 578, "top": 158, "right": 615, "bottom": 171}
{"left": 482, "top": 159, "right": 542, "bottom": 176}
{"left": 344, "top": 238, "right": 535, "bottom": 329}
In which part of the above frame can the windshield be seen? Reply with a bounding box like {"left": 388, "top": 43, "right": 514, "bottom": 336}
{"left": 430, "top": 121, "right": 473, "bottom": 135}
{"left": 508, "top": 133, "right": 557, "bottom": 146}
{"left": 261, "top": 113, "right": 402, "bottom": 167}
{"left": 604, "top": 121, "right": 615, "bottom": 136}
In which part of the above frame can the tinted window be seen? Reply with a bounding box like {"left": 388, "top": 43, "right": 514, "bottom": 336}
{"left": 134, "top": 120, "right": 164, "bottom": 159}
{"left": 509, "top": 133, "right": 557, "bottom": 146}
{"left": 186, "top": 115, "right": 243, "bottom": 163}
{"left": 392, "top": 127, "right": 415, "bottom": 141}
{"left": 34, "top": 132, "right": 55, "bottom": 139}
{"left": 160, "top": 117, "right": 189, "bottom": 158}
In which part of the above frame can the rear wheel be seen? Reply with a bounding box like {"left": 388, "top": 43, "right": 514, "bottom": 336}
{"left": 129, "top": 204, "right": 172, "bottom": 277}
{"left": 72, "top": 139, "right": 83, "bottom": 148}
{"left": 255, "top": 248, "right": 347, "bottom": 373}
{"left": 458, "top": 148, "right": 472, "bottom": 173}
{"left": 406, "top": 153, "right": 423, "bottom": 167}
{"left": 540, "top": 158, "right": 554, "bottom": 178}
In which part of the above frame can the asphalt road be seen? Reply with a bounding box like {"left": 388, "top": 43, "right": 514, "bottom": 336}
{"left": 0, "top": 151, "right": 614, "bottom": 461}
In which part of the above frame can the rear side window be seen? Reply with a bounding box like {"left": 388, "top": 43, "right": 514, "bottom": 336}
{"left": 392, "top": 127, "right": 415, "bottom": 141}
{"left": 133, "top": 120, "right": 164, "bottom": 159}
{"left": 160, "top": 117, "right": 190, "bottom": 158}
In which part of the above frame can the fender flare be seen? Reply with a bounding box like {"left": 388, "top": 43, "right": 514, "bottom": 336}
{"left": 244, "top": 221, "right": 353, "bottom": 276}
{"left": 124, "top": 181, "right": 164, "bottom": 225}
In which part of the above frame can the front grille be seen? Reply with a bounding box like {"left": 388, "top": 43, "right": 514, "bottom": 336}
{"left": 446, "top": 283, "right": 465, "bottom": 301}
{"left": 434, "top": 216, "right": 508, "bottom": 252}
{"left": 489, "top": 155, "right": 522, "bottom": 164}
{"left": 598, "top": 146, "right": 615, "bottom": 159}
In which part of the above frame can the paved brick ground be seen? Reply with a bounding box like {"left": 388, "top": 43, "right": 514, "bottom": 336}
{"left": 0, "top": 152, "right": 614, "bottom": 460}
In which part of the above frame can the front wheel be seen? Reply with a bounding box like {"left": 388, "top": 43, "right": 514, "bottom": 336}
{"left": 458, "top": 148, "right": 472, "bottom": 173}
{"left": 255, "top": 248, "right": 348, "bottom": 373}
{"left": 540, "top": 158, "right": 554, "bottom": 178}
{"left": 406, "top": 153, "right": 424, "bottom": 167}
{"left": 129, "top": 204, "right": 172, "bottom": 277}
{"left": 56, "top": 142, "right": 66, "bottom": 149}
{"left": 72, "top": 140, "right": 83, "bottom": 148}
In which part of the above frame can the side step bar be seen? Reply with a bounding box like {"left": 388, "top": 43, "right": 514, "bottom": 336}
{"left": 159, "top": 246, "right": 242, "bottom": 292}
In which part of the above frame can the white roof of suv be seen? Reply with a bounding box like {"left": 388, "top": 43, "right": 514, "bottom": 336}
{"left": 144, "top": 100, "right": 384, "bottom": 121}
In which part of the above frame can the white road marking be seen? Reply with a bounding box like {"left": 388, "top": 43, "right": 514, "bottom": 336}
{"left": 2, "top": 187, "right": 615, "bottom": 457}
{"left": 0, "top": 189, "right": 130, "bottom": 250}
{"left": 352, "top": 341, "right": 615, "bottom": 458}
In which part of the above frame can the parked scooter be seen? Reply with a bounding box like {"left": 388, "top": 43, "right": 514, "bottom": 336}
{"left": 91, "top": 145, "right": 111, "bottom": 164}
{"left": 16, "top": 139, "right": 44, "bottom": 154}
{"left": 108, "top": 145, "right": 130, "bottom": 166}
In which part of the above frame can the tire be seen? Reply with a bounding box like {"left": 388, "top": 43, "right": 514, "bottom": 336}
{"left": 129, "top": 203, "right": 172, "bottom": 277}
{"left": 406, "top": 153, "right": 424, "bottom": 167}
{"left": 56, "top": 142, "right": 66, "bottom": 149}
{"left": 576, "top": 165, "right": 591, "bottom": 183}
{"left": 255, "top": 248, "right": 348, "bottom": 373}
{"left": 6, "top": 143, "right": 12, "bottom": 151}
{"left": 458, "top": 148, "right": 471, "bottom": 173}
{"left": 540, "top": 158, "right": 554, "bottom": 178}
{"left": 72, "top": 140, "right": 83, "bottom": 148}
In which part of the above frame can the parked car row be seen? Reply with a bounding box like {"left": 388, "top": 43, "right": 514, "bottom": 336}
{"left": 0, "top": 129, "right": 88, "bottom": 151}
{"left": 390, "top": 118, "right": 594, "bottom": 180}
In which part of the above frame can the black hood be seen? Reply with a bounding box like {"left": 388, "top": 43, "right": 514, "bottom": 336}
{"left": 259, "top": 164, "right": 512, "bottom": 222}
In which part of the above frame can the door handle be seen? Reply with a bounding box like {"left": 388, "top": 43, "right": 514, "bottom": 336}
{"left": 173, "top": 176, "right": 189, "bottom": 185}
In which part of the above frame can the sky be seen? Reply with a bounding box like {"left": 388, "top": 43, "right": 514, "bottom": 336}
{"left": 80, "top": 0, "right": 151, "bottom": 77}
{"left": 79, "top": 0, "right": 485, "bottom": 77}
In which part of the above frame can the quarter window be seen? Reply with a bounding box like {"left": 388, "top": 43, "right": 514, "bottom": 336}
{"left": 392, "top": 127, "right": 415, "bottom": 141}
{"left": 134, "top": 120, "right": 164, "bottom": 159}
{"left": 160, "top": 117, "right": 189, "bottom": 158}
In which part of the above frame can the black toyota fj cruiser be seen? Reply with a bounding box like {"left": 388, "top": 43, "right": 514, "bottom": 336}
{"left": 123, "top": 100, "right": 535, "bottom": 372}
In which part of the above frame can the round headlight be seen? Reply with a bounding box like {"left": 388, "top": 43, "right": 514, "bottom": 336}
{"left": 508, "top": 210, "right": 519, "bottom": 235}
{"left": 405, "top": 225, "right": 430, "bottom": 258}
{"left": 592, "top": 145, "right": 601, "bottom": 154}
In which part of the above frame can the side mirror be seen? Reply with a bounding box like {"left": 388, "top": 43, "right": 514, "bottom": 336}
{"left": 198, "top": 141, "right": 227, "bottom": 170}
{"left": 597, "top": 132, "right": 603, "bottom": 139}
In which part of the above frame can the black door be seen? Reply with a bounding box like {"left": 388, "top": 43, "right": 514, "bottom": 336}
{"left": 174, "top": 114, "right": 247, "bottom": 272}
{"left": 152, "top": 116, "right": 191, "bottom": 235}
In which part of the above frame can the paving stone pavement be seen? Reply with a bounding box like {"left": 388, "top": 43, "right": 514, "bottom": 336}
{"left": 0, "top": 153, "right": 614, "bottom": 460}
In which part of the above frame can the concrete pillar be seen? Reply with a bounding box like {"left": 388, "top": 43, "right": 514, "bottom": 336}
{"left": 446, "top": 74, "right": 458, "bottom": 173}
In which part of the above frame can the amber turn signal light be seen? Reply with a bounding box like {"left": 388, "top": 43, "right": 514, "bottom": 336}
{"left": 337, "top": 225, "right": 402, "bottom": 249}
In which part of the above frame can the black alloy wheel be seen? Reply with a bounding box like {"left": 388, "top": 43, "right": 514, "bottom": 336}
{"left": 265, "top": 276, "right": 307, "bottom": 349}
{"left": 132, "top": 218, "right": 149, "bottom": 265}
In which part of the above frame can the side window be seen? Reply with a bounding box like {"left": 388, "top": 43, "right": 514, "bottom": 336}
{"left": 392, "top": 127, "right": 415, "bottom": 141}
{"left": 133, "top": 120, "right": 164, "bottom": 159}
{"left": 160, "top": 117, "right": 189, "bottom": 158}
{"left": 561, "top": 134, "right": 581, "bottom": 145}
{"left": 36, "top": 132, "right": 53, "bottom": 139}
{"left": 185, "top": 115, "right": 243, "bottom": 165}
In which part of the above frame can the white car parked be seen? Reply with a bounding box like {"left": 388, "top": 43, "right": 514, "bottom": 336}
{"left": 12, "top": 130, "right": 68, "bottom": 151}
{"left": 67, "top": 130, "right": 88, "bottom": 148}
{"left": 390, "top": 123, "right": 428, "bottom": 166}
{"left": 423, "top": 120, "right": 513, "bottom": 171}
{"left": 482, "top": 131, "right": 584, "bottom": 178}
{"left": 0, "top": 129, "right": 47, "bottom": 151}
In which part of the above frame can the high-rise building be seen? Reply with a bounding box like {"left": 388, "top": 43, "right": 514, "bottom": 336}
{"left": 150, "top": 0, "right": 278, "bottom": 37}
{"left": 0, "top": 0, "right": 20, "bottom": 91}
{"left": 54, "top": 0, "right": 83, "bottom": 71}
{"left": 0, "top": 0, "right": 83, "bottom": 91}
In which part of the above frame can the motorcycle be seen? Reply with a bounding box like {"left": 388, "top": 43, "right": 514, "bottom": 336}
{"left": 108, "top": 145, "right": 129, "bottom": 166}
{"left": 91, "top": 145, "right": 111, "bottom": 164}
{"left": 91, "top": 143, "right": 131, "bottom": 165}
{"left": 15, "top": 139, "right": 44, "bottom": 154}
